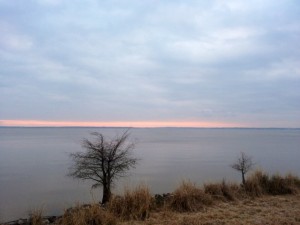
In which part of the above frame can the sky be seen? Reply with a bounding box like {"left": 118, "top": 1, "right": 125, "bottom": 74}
{"left": 0, "top": 0, "right": 300, "bottom": 128}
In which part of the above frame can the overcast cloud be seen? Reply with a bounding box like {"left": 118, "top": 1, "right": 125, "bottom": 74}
{"left": 0, "top": 0, "right": 300, "bottom": 127}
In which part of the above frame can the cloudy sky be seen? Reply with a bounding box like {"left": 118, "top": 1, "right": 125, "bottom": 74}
{"left": 0, "top": 0, "right": 299, "bottom": 127}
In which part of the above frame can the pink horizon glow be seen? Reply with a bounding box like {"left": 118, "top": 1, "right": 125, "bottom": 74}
{"left": 0, "top": 120, "right": 241, "bottom": 128}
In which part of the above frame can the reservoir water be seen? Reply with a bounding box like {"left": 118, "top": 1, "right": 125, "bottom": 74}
{"left": 0, "top": 127, "right": 299, "bottom": 221}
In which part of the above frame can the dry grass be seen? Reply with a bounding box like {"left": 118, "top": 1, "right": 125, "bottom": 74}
{"left": 57, "top": 203, "right": 116, "bottom": 225}
{"left": 244, "top": 170, "right": 300, "bottom": 196}
{"left": 244, "top": 171, "right": 265, "bottom": 197}
{"left": 108, "top": 185, "right": 152, "bottom": 220}
{"left": 119, "top": 194, "right": 300, "bottom": 225}
{"left": 29, "top": 208, "right": 43, "bottom": 225}
{"left": 5, "top": 173, "right": 300, "bottom": 225}
{"left": 170, "top": 181, "right": 213, "bottom": 212}
{"left": 286, "top": 173, "right": 300, "bottom": 189}
{"left": 204, "top": 180, "right": 240, "bottom": 201}
{"left": 104, "top": 174, "right": 300, "bottom": 223}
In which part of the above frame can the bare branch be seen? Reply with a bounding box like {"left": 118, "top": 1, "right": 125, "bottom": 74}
{"left": 230, "top": 152, "right": 255, "bottom": 185}
{"left": 68, "top": 130, "right": 138, "bottom": 203}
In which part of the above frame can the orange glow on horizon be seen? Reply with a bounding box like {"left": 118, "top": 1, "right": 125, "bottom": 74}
{"left": 0, "top": 120, "right": 240, "bottom": 128}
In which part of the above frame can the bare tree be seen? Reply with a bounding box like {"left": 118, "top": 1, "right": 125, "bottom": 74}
{"left": 68, "top": 130, "right": 138, "bottom": 204}
{"left": 231, "top": 152, "right": 254, "bottom": 185}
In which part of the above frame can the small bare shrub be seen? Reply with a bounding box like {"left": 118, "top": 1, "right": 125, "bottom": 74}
{"left": 58, "top": 203, "right": 116, "bottom": 225}
{"left": 108, "top": 185, "right": 152, "bottom": 220}
{"left": 170, "top": 181, "right": 212, "bottom": 212}
{"left": 231, "top": 152, "right": 255, "bottom": 185}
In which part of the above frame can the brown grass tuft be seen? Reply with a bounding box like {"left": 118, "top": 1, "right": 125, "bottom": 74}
{"left": 268, "top": 174, "right": 297, "bottom": 195}
{"left": 285, "top": 173, "right": 300, "bottom": 189}
{"left": 170, "top": 181, "right": 212, "bottom": 212}
{"left": 58, "top": 203, "right": 117, "bottom": 225}
{"left": 244, "top": 170, "right": 300, "bottom": 196}
{"left": 108, "top": 185, "right": 152, "bottom": 220}
{"left": 29, "top": 208, "right": 43, "bottom": 225}
{"left": 204, "top": 180, "right": 238, "bottom": 201}
{"left": 244, "top": 171, "right": 265, "bottom": 197}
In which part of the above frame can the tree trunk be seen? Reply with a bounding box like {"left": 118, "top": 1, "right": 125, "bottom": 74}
{"left": 102, "top": 184, "right": 111, "bottom": 204}
{"left": 242, "top": 171, "right": 246, "bottom": 185}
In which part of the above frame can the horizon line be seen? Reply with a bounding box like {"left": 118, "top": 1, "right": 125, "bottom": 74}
{"left": 0, "top": 120, "right": 299, "bottom": 129}
{"left": 1, "top": 126, "right": 299, "bottom": 129}
{"left": 0, "top": 119, "right": 239, "bottom": 128}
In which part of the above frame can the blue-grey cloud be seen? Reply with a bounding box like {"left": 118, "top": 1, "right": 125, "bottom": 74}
{"left": 0, "top": 0, "right": 300, "bottom": 127}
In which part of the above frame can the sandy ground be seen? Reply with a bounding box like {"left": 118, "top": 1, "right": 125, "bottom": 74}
{"left": 121, "top": 194, "right": 300, "bottom": 225}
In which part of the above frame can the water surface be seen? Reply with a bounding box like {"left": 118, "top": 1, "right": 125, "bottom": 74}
{"left": 0, "top": 127, "right": 299, "bottom": 221}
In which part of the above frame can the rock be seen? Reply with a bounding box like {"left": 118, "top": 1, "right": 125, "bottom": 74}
{"left": 42, "top": 219, "right": 50, "bottom": 224}
{"left": 47, "top": 216, "right": 57, "bottom": 223}
{"left": 155, "top": 193, "right": 173, "bottom": 206}
{"left": 17, "top": 219, "right": 28, "bottom": 225}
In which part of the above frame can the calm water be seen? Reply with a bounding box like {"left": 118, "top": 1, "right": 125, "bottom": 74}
{"left": 0, "top": 127, "right": 300, "bottom": 221}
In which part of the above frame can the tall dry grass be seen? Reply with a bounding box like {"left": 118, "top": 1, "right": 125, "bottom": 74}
{"left": 29, "top": 208, "right": 43, "bottom": 225}
{"left": 285, "top": 173, "right": 300, "bottom": 189}
{"left": 244, "top": 170, "right": 300, "bottom": 196}
{"left": 108, "top": 185, "right": 152, "bottom": 220}
{"left": 58, "top": 203, "right": 116, "bottom": 225}
{"left": 204, "top": 180, "right": 240, "bottom": 201}
{"left": 170, "top": 181, "right": 212, "bottom": 212}
{"left": 53, "top": 173, "right": 300, "bottom": 224}
{"left": 4, "top": 172, "right": 300, "bottom": 225}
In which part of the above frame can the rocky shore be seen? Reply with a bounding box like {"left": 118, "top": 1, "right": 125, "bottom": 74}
{"left": 2, "top": 216, "right": 58, "bottom": 225}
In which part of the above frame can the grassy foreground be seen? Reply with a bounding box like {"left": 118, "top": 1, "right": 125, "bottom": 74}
{"left": 123, "top": 194, "right": 300, "bottom": 225}
{"left": 4, "top": 171, "right": 300, "bottom": 225}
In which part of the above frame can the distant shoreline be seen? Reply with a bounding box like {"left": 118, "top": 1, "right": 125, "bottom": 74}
{"left": 1, "top": 126, "right": 299, "bottom": 129}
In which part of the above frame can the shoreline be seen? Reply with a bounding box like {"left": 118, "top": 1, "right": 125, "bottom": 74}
{"left": 2, "top": 171, "right": 300, "bottom": 225}
{"left": 3, "top": 194, "right": 300, "bottom": 225}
